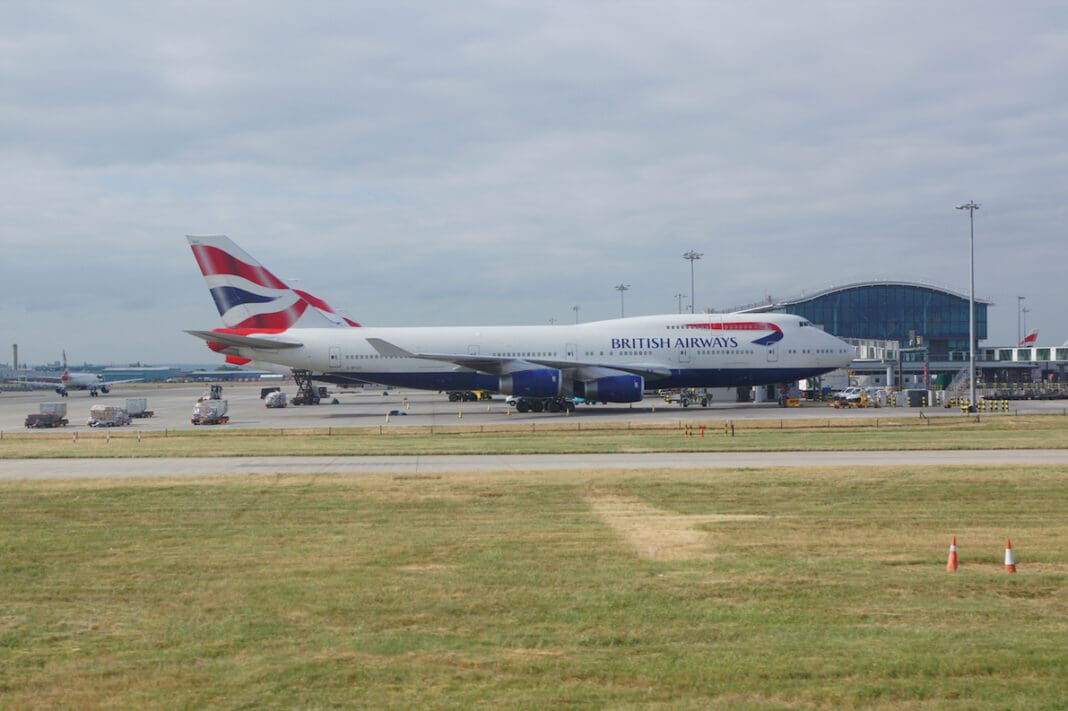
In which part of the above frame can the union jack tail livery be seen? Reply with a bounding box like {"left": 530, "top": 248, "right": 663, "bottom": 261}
{"left": 188, "top": 235, "right": 359, "bottom": 331}
{"left": 1020, "top": 331, "right": 1038, "bottom": 345}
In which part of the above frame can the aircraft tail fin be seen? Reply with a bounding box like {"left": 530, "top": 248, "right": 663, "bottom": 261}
{"left": 187, "top": 235, "right": 360, "bottom": 330}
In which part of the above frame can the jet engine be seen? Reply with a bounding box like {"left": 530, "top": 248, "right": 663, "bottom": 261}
{"left": 498, "top": 369, "right": 561, "bottom": 397}
{"left": 575, "top": 375, "right": 644, "bottom": 403}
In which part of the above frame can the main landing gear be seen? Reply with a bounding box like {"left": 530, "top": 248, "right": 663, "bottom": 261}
{"left": 512, "top": 397, "right": 576, "bottom": 413}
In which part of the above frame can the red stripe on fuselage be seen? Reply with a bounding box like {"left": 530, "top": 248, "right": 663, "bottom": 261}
{"left": 687, "top": 321, "right": 782, "bottom": 333}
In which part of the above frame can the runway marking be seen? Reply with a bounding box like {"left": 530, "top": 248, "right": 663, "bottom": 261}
{"left": 585, "top": 489, "right": 766, "bottom": 561}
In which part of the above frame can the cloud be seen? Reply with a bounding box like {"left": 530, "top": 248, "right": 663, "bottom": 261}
{"left": 1, "top": 1, "right": 1067, "bottom": 362}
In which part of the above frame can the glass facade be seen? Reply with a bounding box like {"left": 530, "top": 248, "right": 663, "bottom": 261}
{"left": 766, "top": 283, "right": 988, "bottom": 360}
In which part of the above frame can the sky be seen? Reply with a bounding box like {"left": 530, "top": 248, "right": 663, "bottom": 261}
{"left": 2, "top": 1, "right": 1067, "bottom": 366}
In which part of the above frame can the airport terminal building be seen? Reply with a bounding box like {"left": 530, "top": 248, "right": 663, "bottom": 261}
{"left": 741, "top": 281, "right": 1065, "bottom": 393}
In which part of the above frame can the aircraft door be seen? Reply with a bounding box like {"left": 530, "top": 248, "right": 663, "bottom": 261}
{"left": 766, "top": 345, "right": 778, "bottom": 363}
{"left": 565, "top": 343, "right": 578, "bottom": 361}
{"left": 329, "top": 346, "right": 341, "bottom": 368}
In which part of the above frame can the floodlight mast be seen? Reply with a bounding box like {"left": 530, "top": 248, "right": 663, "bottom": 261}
{"left": 1017, "top": 296, "right": 1025, "bottom": 344}
{"left": 956, "top": 201, "right": 979, "bottom": 411}
{"left": 614, "top": 283, "right": 630, "bottom": 318}
{"left": 683, "top": 250, "right": 703, "bottom": 314}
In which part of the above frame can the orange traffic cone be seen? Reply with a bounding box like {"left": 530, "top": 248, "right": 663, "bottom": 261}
{"left": 946, "top": 536, "right": 959, "bottom": 572}
{"left": 1004, "top": 539, "right": 1016, "bottom": 573}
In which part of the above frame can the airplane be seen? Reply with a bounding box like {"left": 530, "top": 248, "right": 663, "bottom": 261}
{"left": 186, "top": 235, "right": 856, "bottom": 412}
{"left": 8, "top": 351, "right": 136, "bottom": 397}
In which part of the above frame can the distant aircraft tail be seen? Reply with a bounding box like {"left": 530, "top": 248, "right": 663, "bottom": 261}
{"left": 1020, "top": 330, "right": 1038, "bottom": 345}
{"left": 187, "top": 235, "right": 359, "bottom": 330}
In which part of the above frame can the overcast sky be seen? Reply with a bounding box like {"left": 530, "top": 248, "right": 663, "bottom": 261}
{"left": 2, "top": 1, "right": 1066, "bottom": 365}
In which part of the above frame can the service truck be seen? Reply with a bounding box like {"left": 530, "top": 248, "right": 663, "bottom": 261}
{"left": 264, "top": 390, "right": 287, "bottom": 408}
{"left": 125, "top": 397, "right": 154, "bottom": 418}
{"left": 88, "top": 404, "right": 131, "bottom": 427}
{"left": 191, "top": 399, "right": 229, "bottom": 425}
{"left": 25, "top": 402, "right": 69, "bottom": 428}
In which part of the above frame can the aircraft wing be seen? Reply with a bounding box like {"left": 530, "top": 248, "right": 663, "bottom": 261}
{"left": 185, "top": 330, "right": 305, "bottom": 350}
{"left": 365, "top": 338, "right": 673, "bottom": 380}
{"left": 2, "top": 377, "right": 63, "bottom": 389}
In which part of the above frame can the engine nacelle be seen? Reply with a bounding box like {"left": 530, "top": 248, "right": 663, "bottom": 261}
{"left": 575, "top": 375, "right": 644, "bottom": 403}
{"left": 498, "top": 369, "right": 561, "bottom": 398}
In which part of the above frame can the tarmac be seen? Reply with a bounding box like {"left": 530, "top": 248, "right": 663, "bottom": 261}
{"left": 4, "top": 381, "right": 1068, "bottom": 434}
{"left": 4, "top": 382, "right": 1068, "bottom": 481}
{"left": 3, "top": 450, "right": 1068, "bottom": 481}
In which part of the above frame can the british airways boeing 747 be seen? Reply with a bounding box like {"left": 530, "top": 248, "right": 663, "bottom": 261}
{"left": 185, "top": 236, "right": 855, "bottom": 410}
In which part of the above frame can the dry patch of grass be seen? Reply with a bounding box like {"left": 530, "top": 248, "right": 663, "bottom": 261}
{"left": 585, "top": 487, "right": 767, "bottom": 560}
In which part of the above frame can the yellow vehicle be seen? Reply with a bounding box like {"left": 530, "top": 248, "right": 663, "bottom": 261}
{"left": 447, "top": 390, "right": 495, "bottom": 402}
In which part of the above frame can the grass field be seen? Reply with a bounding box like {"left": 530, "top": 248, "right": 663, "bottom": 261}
{"left": 3, "top": 414, "right": 1068, "bottom": 458}
{"left": 2, "top": 466, "right": 1065, "bottom": 708}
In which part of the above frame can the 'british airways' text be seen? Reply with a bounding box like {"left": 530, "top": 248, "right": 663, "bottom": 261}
{"left": 610, "top": 336, "right": 739, "bottom": 350}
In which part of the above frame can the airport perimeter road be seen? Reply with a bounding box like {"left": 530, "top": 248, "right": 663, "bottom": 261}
{"left": 5, "top": 382, "right": 1068, "bottom": 433}
{"left": 3, "top": 450, "right": 1068, "bottom": 480}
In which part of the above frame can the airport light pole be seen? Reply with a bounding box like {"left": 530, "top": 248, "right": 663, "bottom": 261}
{"left": 683, "top": 250, "right": 703, "bottom": 314}
{"left": 1022, "top": 307, "right": 1030, "bottom": 340}
{"left": 614, "top": 283, "right": 630, "bottom": 318}
{"left": 956, "top": 201, "right": 979, "bottom": 410}
{"left": 1017, "top": 296, "right": 1025, "bottom": 344}
{"left": 674, "top": 292, "right": 685, "bottom": 314}
{"left": 572, "top": 305, "right": 580, "bottom": 324}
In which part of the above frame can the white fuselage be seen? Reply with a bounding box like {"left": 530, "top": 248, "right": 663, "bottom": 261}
{"left": 219, "top": 313, "right": 855, "bottom": 394}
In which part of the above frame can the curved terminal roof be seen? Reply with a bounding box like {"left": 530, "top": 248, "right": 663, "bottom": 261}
{"left": 733, "top": 280, "right": 994, "bottom": 314}
{"left": 727, "top": 280, "right": 990, "bottom": 350}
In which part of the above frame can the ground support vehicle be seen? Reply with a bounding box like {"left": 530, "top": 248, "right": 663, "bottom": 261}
{"left": 660, "top": 389, "right": 711, "bottom": 407}
{"left": 25, "top": 410, "right": 69, "bottom": 428}
{"left": 265, "top": 390, "right": 287, "bottom": 408}
{"left": 290, "top": 370, "right": 325, "bottom": 405}
{"left": 26, "top": 402, "right": 69, "bottom": 428}
{"left": 191, "top": 399, "right": 229, "bottom": 425}
{"left": 831, "top": 387, "right": 862, "bottom": 408}
{"left": 88, "top": 404, "right": 131, "bottom": 427}
{"left": 125, "top": 397, "right": 154, "bottom": 418}
{"left": 447, "top": 390, "right": 495, "bottom": 402}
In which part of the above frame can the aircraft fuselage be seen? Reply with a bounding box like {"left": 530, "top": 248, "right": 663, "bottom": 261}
{"left": 213, "top": 313, "right": 854, "bottom": 395}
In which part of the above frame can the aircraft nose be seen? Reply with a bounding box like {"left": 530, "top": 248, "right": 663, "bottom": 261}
{"left": 836, "top": 338, "right": 856, "bottom": 367}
